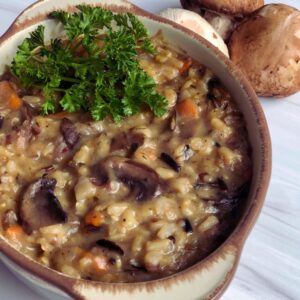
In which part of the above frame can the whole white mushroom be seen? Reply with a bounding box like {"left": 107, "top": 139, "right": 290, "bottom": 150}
{"left": 158, "top": 8, "right": 229, "bottom": 57}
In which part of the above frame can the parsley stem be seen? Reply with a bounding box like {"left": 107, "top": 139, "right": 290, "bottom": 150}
{"left": 52, "top": 88, "right": 66, "bottom": 92}
{"left": 70, "top": 39, "right": 83, "bottom": 52}
{"left": 61, "top": 77, "right": 81, "bottom": 83}
{"left": 31, "top": 56, "right": 45, "bottom": 63}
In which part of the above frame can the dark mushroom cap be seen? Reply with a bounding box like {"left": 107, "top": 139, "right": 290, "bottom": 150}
{"left": 181, "top": 0, "right": 264, "bottom": 17}
{"left": 19, "top": 177, "right": 67, "bottom": 233}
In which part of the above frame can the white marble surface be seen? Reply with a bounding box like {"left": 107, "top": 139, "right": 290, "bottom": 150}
{"left": 0, "top": 0, "right": 299, "bottom": 299}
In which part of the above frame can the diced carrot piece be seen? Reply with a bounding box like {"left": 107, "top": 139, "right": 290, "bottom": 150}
{"left": 9, "top": 93, "right": 23, "bottom": 110}
{"left": 93, "top": 255, "right": 109, "bottom": 272}
{"left": 0, "top": 81, "right": 13, "bottom": 101}
{"left": 84, "top": 210, "right": 104, "bottom": 227}
{"left": 0, "top": 81, "right": 22, "bottom": 110}
{"left": 179, "top": 57, "right": 192, "bottom": 75}
{"left": 176, "top": 99, "right": 199, "bottom": 119}
{"left": 5, "top": 224, "right": 24, "bottom": 240}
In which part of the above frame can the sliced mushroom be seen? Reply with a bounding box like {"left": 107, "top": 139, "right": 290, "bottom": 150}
{"left": 60, "top": 118, "right": 80, "bottom": 150}
{"left": 90, "top": 165, "right": 109, "bottom": 186}
{"left": 96, "top": 239, "right": 124, "bottom": 256}
{"left": 3, "top": 102, "right": 40, "bottom": 150}
{"left": 110, "top": 131, "right": 145, "bottom": 155}
{"left": 183, "top": 144, "right": 193, "bottom": 160}
{"left": 0, "top": 115, "right": 3, "bottom": 129}
{"left": 19, "top": 177, "right": 67, "bottom": 233}
{"left": 178, "top": 119, "right": 198, "bottom": 139}
{"left": 169, "top": 111, "right": 177, "bottom": 131}
{"left": 91, "top": 156, "right": 161, "bottom": 202}
{"left": 128, "top": 259, "right": 147, "bottom": 271}
{"left": 160, "top": 153, "right": 181, "bottom": 172}
{"left": 215, "top": 181, "right": 250, "bottom": 216}
{"left": 194, "top": 176, "right": 227, "bottom": 190}
{"left": 20, "top": 103, "right": 41, "bottom": 136}
{"left": 182, "top": 218, "right": 193, "bottom": 233}
{"left": 114, "top": 159, "right": 161, "bottom": 201}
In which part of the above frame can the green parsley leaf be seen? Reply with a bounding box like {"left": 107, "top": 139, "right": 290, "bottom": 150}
{"left": 28, "top": 25, "right": 45, "bottom": 48}
{"left": 59, "top": 82, "right": 90, "bottom": 112}
{"left": 11, "top": 6, "right": 168, "bottom": 122}
{"left": 123, "top": 68, "right": 168, "bottom": 117}
{"left": 42, "top": 84, "right": 57, "bottom": 114}
{"left": 104, "top": 28, "right": 138, "bottom": 73}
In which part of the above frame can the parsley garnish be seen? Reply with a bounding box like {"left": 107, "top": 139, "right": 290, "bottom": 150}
{"left": 11, "top": 5, "right": 167, "bottom": 121}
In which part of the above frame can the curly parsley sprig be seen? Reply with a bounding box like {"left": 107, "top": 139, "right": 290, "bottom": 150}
{"left": 11, "top": 5, "right": 167, "bottom": 122}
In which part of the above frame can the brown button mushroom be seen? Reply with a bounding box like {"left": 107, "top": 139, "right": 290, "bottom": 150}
{"left": 229, "top": 4, "right": 300, "bottom": 97}
{"left": 19, "top": 177, "right": 67, "bottom": 233}
{"left": 181, "top": 0, "right": 264, "bottom": 40}
{"left": 181, "top": 0, "right": 264, "bottom": 17}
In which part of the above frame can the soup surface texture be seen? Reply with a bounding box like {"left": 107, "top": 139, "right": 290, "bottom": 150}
{"left": 0, "top": 33, "right": 251, "bottom": 282}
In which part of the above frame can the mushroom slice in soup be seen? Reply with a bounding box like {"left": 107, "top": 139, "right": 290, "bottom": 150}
{"left": 91, "top": 156, "right": 162, "bottom": 202}
{"left": 215, "top": 181, "right": 251, "bottom": 216}
{"left": 160, "top": 152, "right": 181, "bottom": 172}
{"left": 19, "top": 177, "right": 68, "bottom": 233}
{"left": 110, "top": 131, "right": 145, "bottom": 155}
{"left": 60, "top": 118, "right": 80, "bottom": 150}
{"left": 182, "top": 218, "right": 193, "bottom": 233}
{"left": 0, "top": 115, "right": 4, "bottom": 128}
{"left": 96, "top": 239, "right": 125, "bottom": 256}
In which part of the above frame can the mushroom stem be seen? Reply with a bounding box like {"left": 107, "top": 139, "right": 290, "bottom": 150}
{"left": 200, "top": 10, "right": 235, "bottom": 40}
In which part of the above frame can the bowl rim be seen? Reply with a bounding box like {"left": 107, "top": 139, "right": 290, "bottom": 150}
{"left": 0, "top": 1, "right": 272, "bottom": 299}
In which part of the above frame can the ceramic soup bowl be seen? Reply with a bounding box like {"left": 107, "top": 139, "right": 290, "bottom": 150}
{"left": 0, "top": 0, "right": 271, "bottom": 299}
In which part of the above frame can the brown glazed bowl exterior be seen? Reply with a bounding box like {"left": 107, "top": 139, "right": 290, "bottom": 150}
{"left": 0, "top": 1, "right": 272, "bottom": 300}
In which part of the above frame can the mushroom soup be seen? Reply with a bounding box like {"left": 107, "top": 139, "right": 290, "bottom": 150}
{"left": 0, "top": 33, "right": 251, "bottom": 282}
